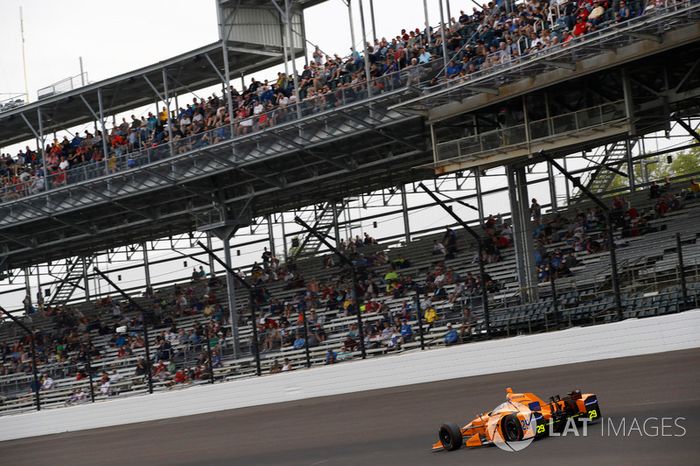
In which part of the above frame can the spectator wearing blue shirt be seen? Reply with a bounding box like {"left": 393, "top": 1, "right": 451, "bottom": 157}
{"left": 325, "top": 349, "right": 337, "bottom": 365}
{"left": 400, "top": 320, "right": 413, "bottom": 342}
{"left": 444, "top": 323, "right": 460, "bottom": 346}
{"left": 446, "top": 60, "right": 463, "bottom": 79}
{"left": 293, "top": 334, "right": 306, "bottom": 350}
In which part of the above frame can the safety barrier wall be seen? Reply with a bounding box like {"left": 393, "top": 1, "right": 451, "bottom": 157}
{"left": 1, "top": 309, "right": 699, "bottom": 441}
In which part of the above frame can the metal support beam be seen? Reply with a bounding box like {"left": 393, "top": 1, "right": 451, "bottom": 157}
{"left": 294, "top": 216, "right": 367, "bottom": 358}
{"left": 142, "top": 243, "right": 152, "bottom": 289}
{"left": 358, "top": 0, "right": 373, "bottom": 99}
{"left": 81, "top": 256, "right": 90, "bottom": 302}
{"left": 93, "top": 268, "right": 154, "bottom": 394}
{"left": 400, "top": 185, "right": 411, "bottom": 244}
{"left": 540, "top": 151, "right": 623, "bottom": 319}
{"left": 508, "top": 166, "right": 539, "bottom": 303}
{"left": 438, "top": 0, "right": 450, "bottom": 72}
{"left": 37, "top": 108, "right": 48, "bottom": 192}
{"left": 474, "top": 167, "right": 484, "bottom": 223}
{"left": 96, "top": 88, "right": 111, "bottom": 175}
{"left": 347, "top": 0, "right": 357, "bottom": 53}
{"left": 369, "top": 0, "right": 377, "bottom": 43}
{"left": 674, "top": 116, "right": 700, "bottom": 142}
{"left": 283, "top": 0, "right": 303, "bottom": 120}
{"left": 547, "top": 161, "right": 558, "bottom": 213}
{"left": 417, "top": 182, "right": 491, "bottom": 337}
{"left": 162, "top": 69, "right": 175, "bottom": 158}
{"left": 267, "top": 214, "right": 276, "bottom": 259}
{"left": 223, "top": 235, "right": 240, "bottom": 358}
{"left": 197, "top": 240, "right": 261, "bottom": 376}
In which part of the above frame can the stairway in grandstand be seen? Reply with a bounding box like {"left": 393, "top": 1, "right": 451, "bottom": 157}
{"left": 46, "top": 256, "right": 96, "bottom": 306}
{"left": 577, "top": 138, "right": 638, "bottom": 199}
{"left": 289, "top": 198, "right": 357, "bottom": 259}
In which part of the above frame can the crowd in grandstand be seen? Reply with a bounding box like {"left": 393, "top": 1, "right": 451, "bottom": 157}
{"left": 1, "top": 173, "right": 698, "bottom": 409}
{"left": 0, "top": 0, "right": 679, "bottom": 202}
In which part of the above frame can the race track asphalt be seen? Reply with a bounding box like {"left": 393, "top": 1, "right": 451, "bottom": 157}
{"left": 1, "top": 348, "right": 699, "bottom": 466}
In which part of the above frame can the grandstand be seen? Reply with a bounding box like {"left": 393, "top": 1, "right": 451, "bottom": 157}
{"left": 0, "top": 0, "right": 699, "bottom": 419}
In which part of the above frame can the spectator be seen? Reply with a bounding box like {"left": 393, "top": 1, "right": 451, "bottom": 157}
{"left": 325, "top": 348, "right": 337, "bottom": 365}
{"left": 530, "top": 198, "right": 542, "bottom": 224}
{"left": 444, "top": 323, "right": 460, "bottom": 346}
{"left": 281, "top": 358, "right": 294, "bottom": 371}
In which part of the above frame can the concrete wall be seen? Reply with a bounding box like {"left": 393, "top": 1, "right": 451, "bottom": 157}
{"left": 2, "top": 310, "right": 699, "bottom": 441}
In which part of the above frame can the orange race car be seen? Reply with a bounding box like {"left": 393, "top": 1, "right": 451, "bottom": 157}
{"left": 432, "top": 388, "right": 600, "bottom": 452}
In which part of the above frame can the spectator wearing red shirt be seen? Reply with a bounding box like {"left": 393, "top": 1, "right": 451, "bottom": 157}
{"left": 573, "top": 16, "right": 588, "bottom": 36}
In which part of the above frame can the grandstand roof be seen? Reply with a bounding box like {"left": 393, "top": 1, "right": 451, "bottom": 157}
{"left": 0, "top": 40, "right": 301, "bottom": 148}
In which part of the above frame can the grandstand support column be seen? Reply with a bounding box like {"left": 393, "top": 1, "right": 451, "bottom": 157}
{"left": 142, "top": 243, "right": 152, "bottom": 289}
{"left": 369, "top": 0, "right": 377, "bottom": 43}
{"left": 96, "top": 88, "right": 111, "bottom": 176}
{"left": 161, "top": 69, "right": 175, "bottom": 158}
{"left": 562, "top": 157, "right": 571, "bottom": 207}
{"left": 346, "top": 0, "right": 357, "bottom": 53}
{"left": 400, "top": 185, "right": 411, "bottom": 244}
{"left": 220, "top": 44, "right": 235, "bottom": 137}
{"left": 20, "top": 110, "right": 47, "bottom": 192}
{"left": 422, "top": 0, "right": 431, "bottom": 46}
{"left": 438, "top": 0, "right": 449, "bottom": 72}
{"left": 206, "top": 233, "right": 216, "bottom": 277}
{"left": 417, "top": 183, "right": 492, "bottom": 338}
{"left": 507, "top": 166, "right": 538, "bottom": 303}
{"left": 625, "top": 137, "right": 635, "bottom": 193}
{"left": 283, "top": 0, "right": 302, "bottom": 119}
{"left": 37, "top": 109, "right": 48, "bottom": 192}
{"left": 267, "top": 215, "right": 276, "bottom": 258}
{"left": 332, "top": 202, "right": 342, "bottom": 245}
{"left": 23, "top": 267, "right": 31, "bottom": 308}
{"left": 358, "top": 0, "right": 373, "bottom": 98}
{"left": 474, "top": 167, "right": 485, "bottom": 224}
{"left": 279, "top": 213, "right": 288, "bottom": 262}
{"left": 547, "top": 161, "right": 558, "bottom": 213}
{"left": 81, "top": 257, "right": 90, "bottom": 302}
{"left": 622, "top": 69, "right": 636, "bottom": 193}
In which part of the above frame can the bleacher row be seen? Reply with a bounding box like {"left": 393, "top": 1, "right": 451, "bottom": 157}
{"left": 1, "top": 184, "right": 699, "bottom": 415}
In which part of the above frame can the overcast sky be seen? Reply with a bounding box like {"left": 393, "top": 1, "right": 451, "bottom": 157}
{"left": 0, "top": 0, "right": 465, "bottom": 104}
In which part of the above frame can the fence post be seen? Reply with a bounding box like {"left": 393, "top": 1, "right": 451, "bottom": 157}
{"left": 677, "top": 233, "right": 688, "bottom": 311}
{"left": 85, "top": 341, "right": 96, "bottom": 402}
{"left": 205, "top": 326, "right": 214, "bottom": 384}
{"left": 414, "top": 287, "right": 425, "bottom": 350}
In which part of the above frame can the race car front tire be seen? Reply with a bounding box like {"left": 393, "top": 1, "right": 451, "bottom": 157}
{"left": 501, "top": 414, "right": 524, "bottom": 442}
{"left": 439, "top": 423, "right": 463, "bottom": 451}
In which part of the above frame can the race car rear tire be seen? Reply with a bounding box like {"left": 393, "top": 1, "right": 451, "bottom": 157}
{"left": 439, "top": 423, "right": 463, "bottom": 451}
{"left": 502, "top": 414, "right": 524, "bottom": 442}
